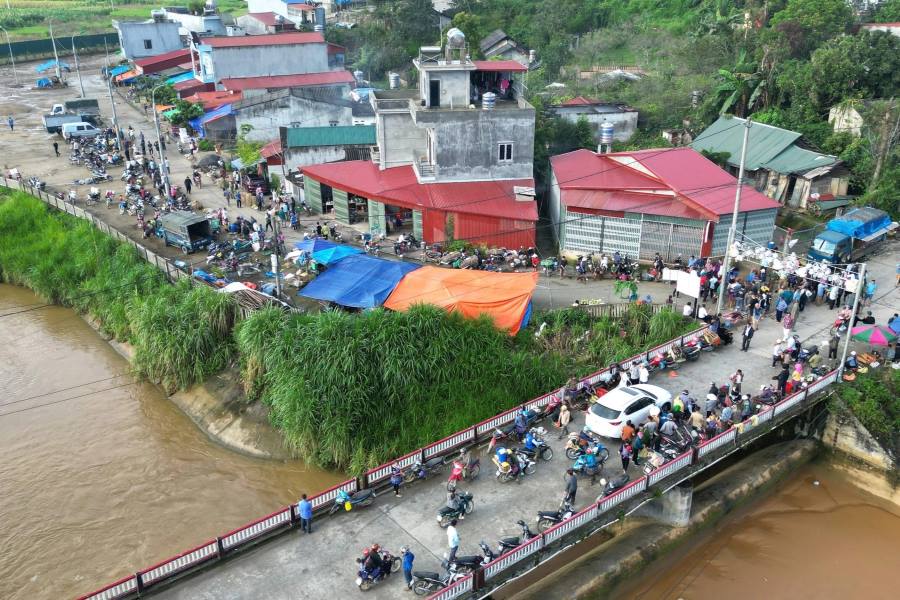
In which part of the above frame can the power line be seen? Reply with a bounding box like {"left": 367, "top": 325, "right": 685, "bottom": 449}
{"left": 0, "top": 381, "right": 138, "bottom": 418}
{"left": 0, "top": 374, "right": 130, "bottom": 408}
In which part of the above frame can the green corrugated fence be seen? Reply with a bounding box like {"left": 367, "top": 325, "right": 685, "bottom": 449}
{"left": 0, "top": 32, "right": 118, "bottom": 64}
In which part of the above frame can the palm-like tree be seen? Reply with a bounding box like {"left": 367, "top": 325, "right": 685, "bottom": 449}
{"left": 714, "top": 51, "right": 765, "bottom": 117}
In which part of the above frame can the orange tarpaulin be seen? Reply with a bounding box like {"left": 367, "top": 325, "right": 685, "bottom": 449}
{"left": 384, "top": 267, "right": 537, "bottom": 335}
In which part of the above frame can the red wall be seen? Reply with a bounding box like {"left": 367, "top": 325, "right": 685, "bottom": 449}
{"left": 453, "top": 213, "right": 536, "bottom": 249}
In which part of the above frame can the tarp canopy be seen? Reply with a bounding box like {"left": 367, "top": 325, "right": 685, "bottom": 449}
{"left": 108, "top": 64, "right": 130, "bottom": 77}
{"left": 299, "top": 254, "right": 420, "bottom": 308}
{"left": 384, "top": 267, "right": 538, "bottom": 335}
{"left": 36, "top": 60, "right": 70, "bottom": 73}
{"left": 312, "top": 245, "right": 363, "bottom": 265}
{"left": 166, "top": 71, "right": 194, "bottom": 85}
{"left": 115, "top": 69, "right": 138, "bottom": 83}
{"left": 826, "top": 208, "right": 892, "bottom": 239}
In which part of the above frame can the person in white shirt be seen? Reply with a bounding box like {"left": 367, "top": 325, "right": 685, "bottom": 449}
{"left": 683, "top": 303, "right": 693, "bottom": 317}
{"left": 446, "top": 520, "right": 460, "bottom": 562}
{"left": 698, "top": 305, "right": 708, "bottom": 320}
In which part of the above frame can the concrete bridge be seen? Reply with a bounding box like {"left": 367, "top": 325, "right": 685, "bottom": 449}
{"left": 73, "top": 286, "right": 870, "bottom": 600}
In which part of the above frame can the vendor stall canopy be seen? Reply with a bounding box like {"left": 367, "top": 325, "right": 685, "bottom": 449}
{"left": 292, "top": 239, "right": 362, "bottom": 265}
{"left": 298, "top": 254, "right": 420, "bottom": 309}
{"left": 385, "top": 268, "right": 537, "bottom": 335}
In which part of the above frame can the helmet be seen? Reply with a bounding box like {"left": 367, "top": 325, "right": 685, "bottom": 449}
{"left": 583, "top": 426, "right": 590, "bottom": 433}
{"left": 363, "top": 548, "right": 371, "bottom": 556}
{"left": 371, "top": 544, "right": 380, "bottom": 552}
{"left": 400, "top": 546, "right": 409, "bottom": 554}
{"left": 851, "top": 351, "right": 857, "bottom": 356}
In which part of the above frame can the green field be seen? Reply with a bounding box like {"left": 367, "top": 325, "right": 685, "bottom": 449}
{"left": 0, "top": 0, "right": 248, "bottom": 40}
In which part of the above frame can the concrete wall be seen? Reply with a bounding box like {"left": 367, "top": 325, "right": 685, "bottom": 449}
{"left": 165, "top": 11, "right": 226, "bottom": 36}
{"left": 202, "top": 43, "right": 330, "bottom": 82}
{"left": 416, "top": 106, "right": 535, "bottom": 181}
{"left": 115, "top": 21, "right": 182, "bottom": 60}
{"left": 284, "top": 146, "right": 348, "bottom": 172}
{"left": 822, "top": 412, "right": 895, "bottom": 472}
{"left": 829, "top": 105, "right": 864, "bottom": 137}
{"left": 554, "top": 106, "right": 638, "bottom": 142}
{"left": 378, "top": 111, "right": 426, "bottom": 169}
{"left": 235, "top": 94, "right": 352, "bottom": 142}
{"left": 419, "top": 68, "right": 472, "bottom": 109}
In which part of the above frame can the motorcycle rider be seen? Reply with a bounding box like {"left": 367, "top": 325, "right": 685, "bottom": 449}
{"left": 513, "top": 408, "right": 528, "bottom": 438}
{"left": 446, "top": 490, "right": 464, "bottom": 519}
{"left": 361, "top": 548, "right": 383, "bottom": 581}
{"left": 524, "top": 429, "right": 538, "bottom": 453}
{"left": 494, "top": 446, "right": 519, "bottom": 477}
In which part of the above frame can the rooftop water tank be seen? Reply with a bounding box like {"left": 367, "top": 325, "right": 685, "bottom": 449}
{"left": 482, "top": 92, "right": 497, "bottom": 110}
{"left": 446, "top": 28, "right": 466, "bottom": 48}
{"left": 354, "top": 70, "right": 364, "bottom": 83}
{"left": 599, "top": 121, "right": 614, "bottom": 145}
{"left": 315, "top": 6, "right": 326, "bottom": 30}
{"left": 314, "top": 24, "right": 324, "bottom": 33}
{"left": 388, "top": 72, "right": 400, "bottom": 89}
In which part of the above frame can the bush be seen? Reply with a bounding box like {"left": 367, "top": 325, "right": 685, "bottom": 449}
{"left": 198, "top": 139, "right": 214, "bottom": 152}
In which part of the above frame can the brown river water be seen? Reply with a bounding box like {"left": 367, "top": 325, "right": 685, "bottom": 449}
{"left": 0, "top": 284, "right": 342, "bottom": 600}
{"left": 611, "top": 462, "right": 900, "bottom": 600}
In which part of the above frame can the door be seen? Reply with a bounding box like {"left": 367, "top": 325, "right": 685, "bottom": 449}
{"left": 429, "top": 79, "right": 440, "bottom": 108}
{"left": 625, "top": 397, "right": 654, "bottom": 425}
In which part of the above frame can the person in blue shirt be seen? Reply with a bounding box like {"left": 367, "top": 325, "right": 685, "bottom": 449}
{"left": 865, "top": 280, "right": 877, "bottom": 304}
{"left": 524, "top": 429, "right": 537, "bottom": 452}
{"left": 514, "top": 408, "right": 528, "bottom": 437}
{"left": 297, "top": 493, "right": 313, "bottom": 534}
{"left": 400, "top": 547, "right": 415, "bottom": 590}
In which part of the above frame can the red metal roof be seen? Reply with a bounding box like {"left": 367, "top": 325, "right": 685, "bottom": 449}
{"left": 183, "top": 90, "right": 242, "bottom": 109}
{"left": 473, "top": 60, "right": 528, "bottom": 72}
{"left": 301, "top": 161, "right": 538, "bottom": 222}
{"left": 244, "top": 12, "right": 294, "bottom": 27}
{"left": 133, "top": 48, "right": 191, "bottom": 75}
{"left": 202, "top": 32, "right": 324, "bottom": 48}
{"left": 219, "top": 70, "right": 355, "bottom": 91}
{"left": 260, "top": 139, "right": 282, "bottom": 159}
{"left": 327, "top": 42, "right": 345, "bottom": 55}
{"left": 173, "top": 79, "right": 214, "bottom": 97}
{"left": 550, "top": 147, "right": 780, "bottom": 221}
{"left": 560, "top": 96, "right": 599, "bottom": 106}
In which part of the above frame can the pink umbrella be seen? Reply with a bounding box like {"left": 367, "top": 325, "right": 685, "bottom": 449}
{"left": 850, "top": 325, "right": 898, "bottom": 346}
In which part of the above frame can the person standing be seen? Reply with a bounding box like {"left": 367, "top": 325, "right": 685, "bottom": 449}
{"left": 564, "top": 469, "right": 578, "bottom": 505}
{"left": 390, "top": 464, "right": 403, "bottom": 498}
{"left": 781, "top": 312, "right": 794, "bottom": 342}
{"left": 772, "top": 340, "right": 783, "bottom": 367}
{"left": 235, "top": 189, "right": 242, "bottom": 208}
{"left": 401, "top": 547, "right": 415, "bottom": 591}
{"left": 297, "top": 493, "right": 313, "bottom": 534}
{"left": 774, "top": 365, "right": 789, "bottom": 396}
{"left": 184, "top": 176, "right": 192, "bottom": 195}
{"left": 446, "top": 520, "right": 460, "bottom": 562}
{"left": 555, "top": 402, "right": 571, "bottom": 439}
{"left": 828, "top": 333, "right": 840, "bottom": 360}
{"left": 619, "top": 443, "right": 632, "bottom": 472}
{"left": 632, "top": 428, "right": 643, "bottom": 466}
{"left": 730, "top": 369, "right": 744, "bottom": 395}
{"left": 741, "top": 322, "right": 755, "bottom": 351}
{"left": 53, "top": 141, "right": 60, "bottom": 157}
{"left": 7, "top": 115, "right": 13, "bottom": 131}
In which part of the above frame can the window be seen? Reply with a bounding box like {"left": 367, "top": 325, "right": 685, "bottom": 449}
{"left": 625, "top": 398, "right": 653, "bottom": 415}
{"left": 143, "top": 39, "right": 153, "bottom": 50}
{"left": 498, "top": 142, "right": 513, "bottom": 162}
{"left": 329, "top": 121, "right": 339, "bottom": 127}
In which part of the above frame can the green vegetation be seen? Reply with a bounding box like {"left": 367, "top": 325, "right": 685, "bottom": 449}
{"left": 831, "top": 367, "right": 900, "bottom": 469}
{"left": 0, "top": 1, "right": 248, "bottom": 40}
{"left": 0, "top": 191, "right": 236, "bottom": 392}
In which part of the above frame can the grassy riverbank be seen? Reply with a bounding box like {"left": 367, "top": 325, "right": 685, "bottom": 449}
{"left": 0, "top": 191, "right": 698, "bottom": 471}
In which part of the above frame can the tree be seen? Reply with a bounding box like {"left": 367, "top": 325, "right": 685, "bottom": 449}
{"left": 769, "top": 0, "right": 852, "bottom": 57}
{"left": 170, "top": 100, "right": 203, "bottom": 128}
{"left": 872, "top": 0, "right": 900, "bottom": 22}
{"left": 714, "top": 51, "right": 764, "bottom": 116}
{"left": 236, "top": 125, "right": 262, "bottom": 168}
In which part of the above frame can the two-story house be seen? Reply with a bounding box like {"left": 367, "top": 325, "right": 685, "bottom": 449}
{"left": 301, "top": 30, "right": 538, "bottom": 248}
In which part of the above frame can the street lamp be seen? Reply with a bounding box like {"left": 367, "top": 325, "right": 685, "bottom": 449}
{"left": 71, "top": 34, "right": 85, "bottom": 98}
{"left": 0, "top": 25, "right": 18, "bottom": 86}
{"left": 150, "top": 83, "right": 171, "bottom": 194}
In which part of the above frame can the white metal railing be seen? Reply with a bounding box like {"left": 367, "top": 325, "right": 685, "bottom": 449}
{"left": 773, "top": 390, "right": 804, "bottom": 417}
{"left": 598, "top": 477, "right": 647, "bottom": 514}
{"left": 647, "top": 451, "right": 692, "bottom": 486}
{"left": 483, "top": 535, "right": 543, "bottom": 581}
{"left": 220, "top": 508, "right": 292, "bottom": 550}
{"left": 76, "top": 576, "right": 138, "bottom": 600}
{"left": 424, "top": 428, "right": 475, "bottom": 459}
{"left": 365, "top": 450, "right": 422, "bottom": 487}
{"left": 426, "top": 574, "right": 474, "bottom": 600}
{"left": 542, "top": 504, "right": 598, "bottom": 545}
{"left": 697, "top": 428, "right": 736, "bottom": 459}
{"left": 139, "top": 541, "right": 218, "bottom": 585}
{"left": 310, "top": 479, "right": 358, "bottom": 511}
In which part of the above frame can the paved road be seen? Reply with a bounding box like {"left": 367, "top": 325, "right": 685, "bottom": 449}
{"left": 155, "top": 259, "right": 899, "bottom": 600}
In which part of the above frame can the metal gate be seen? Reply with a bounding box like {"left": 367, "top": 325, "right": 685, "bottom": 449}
{"left": 639, "top": 220, "right": 669, "bottom": 260}
{"left": 368, "top": 199, "right": 386, "bottom": 236}
{"left": 670, "top": 224, "right": 703, "bottom": 258}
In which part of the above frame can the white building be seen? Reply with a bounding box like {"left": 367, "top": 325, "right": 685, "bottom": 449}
{"left": 113, "top": 12, "right": 183, "bottom": 60}
{"left": 549, "top": 96, "right": 638, "bottom": 142}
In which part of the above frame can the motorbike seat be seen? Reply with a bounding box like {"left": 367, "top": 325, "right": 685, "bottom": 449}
{"left": 424, "top": 456, "right": 444, "bottom": 469}
{"left": 413, "top": 571, "right": 440, "bottom": 580}
{"left": 452, "top": 555, "right": 481, "bottom": 565}
{"left": 499, "top": 536, "right": 520, "bottom": 547}
{"left": 438, "top": 506, "right": 458, "bottom": 516}
{"left": 537, "top": 510, "right": 559, "bottom": 519}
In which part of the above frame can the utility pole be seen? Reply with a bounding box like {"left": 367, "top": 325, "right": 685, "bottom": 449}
{"left": 838, "top": 262, "right": 866, "bottom": 375}
{"left": 272, "top": 215, "right": 283, "bottom": 299}
{"left": 715, "top": 118, "right": 752, "bottom": 315}
{"left": 104, "top": 41, "right": 121, "bottom": 150}
{"left": 0, "top": 26, "right": 18, "bottom": 86}
{"left": 49, "top": 19, "right": 62, "bottom": 81}
{"left": 151, "top": 84, "right": 171, "bottom": 194}
{"left": 71, "top": 35, "right": 85, "bottom": 98}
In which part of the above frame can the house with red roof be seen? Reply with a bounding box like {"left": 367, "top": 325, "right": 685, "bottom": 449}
{"left": 300, "top": 33, "right": 538, "bottom": 248}
{"left": 235, "top": 12, "right": 298, "bottom": 35}
{"left": 549, "top": 96, "right": 639, "bottom": 143}
{"left": 549, "top": 147, "right": 781, "bottom": 260}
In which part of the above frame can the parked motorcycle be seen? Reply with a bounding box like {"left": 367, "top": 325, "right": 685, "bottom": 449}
{"left": 571, "top": 452, "right": 605, "bottom": 484}
{"left": 493, "top": 449, "right": 536, "bottom": 483}
{"left": 495, "top": 520, "right": 539, "bottom": 555}
{"left": 448, "top": 543, "right": 492, "bottom": 573}
{"left": 565, "top": 432, "right": 610, "bottom": 461}
{"left": 411, "top": 562, "right": 467, "bottom": 596}
{"left": 536, "top": 500, "right": 575, "bottom": 532}
{"left": 437, "top": 491, "right": 474, "bottom": 528}
{"left": 403, "top": 456, "right": 446, "bottom": 484}
{"left": 598, "top": 472, "right": 631, "bottom": 498}
{"left": 355, "top": 549, "right": 401, "bottom": 591}
{"left": 329, "top": 489, "right": 376, "bottom": 515}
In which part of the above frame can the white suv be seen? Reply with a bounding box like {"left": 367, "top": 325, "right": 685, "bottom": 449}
{"left": 585, "top": 385, "right": 672, "bottom": 439}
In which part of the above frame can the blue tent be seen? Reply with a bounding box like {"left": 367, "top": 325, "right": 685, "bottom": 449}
{"left": 108, "top": 64, "right": 130, "bottom": 77}
{"left": 190, "top": 103, "right": 233, "bottom": 138}
{"left": 35, "top": 60, "right": 70, "bottom": 73}
{"left": 294, "top": 239, "right": 339, "bottom": 254}
{"left": 299, "top": 254, "right": 420, "bottom": 309}
{"left": 166, "top": 71, "right": 194, "bottom": 85}
{"left": 312, "top": 245, "right": 363, "bottom": 265}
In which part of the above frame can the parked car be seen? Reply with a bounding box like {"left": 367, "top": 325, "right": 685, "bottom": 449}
{"left": 61, "top": 121, "right": 101, "bottom": 140}
{"left": 242, "top": 174, "right": 270, "bottom": 196}
{"left": 585, "top": 385, "right": 672, "bottom": 439}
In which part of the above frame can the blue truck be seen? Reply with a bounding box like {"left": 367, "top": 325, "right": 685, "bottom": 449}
{"left": 807, "top": 207, "right": 897, "bottom": 264}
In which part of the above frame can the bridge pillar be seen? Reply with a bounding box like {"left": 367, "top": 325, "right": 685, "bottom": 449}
{"left": 636, "top": 480, "right": 693, "bottom": 527}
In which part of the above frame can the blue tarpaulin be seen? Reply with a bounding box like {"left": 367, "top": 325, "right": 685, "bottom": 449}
{"left": 166, "top": 71, "right": 194, "bottom": 85}
{"left": 36, "top": 78, "right": 52, "bottom": 88}
{"left": 826, "top": 208, "right": 891, "bottom": 239}
{"left": 294, "top": 239, "right": 339, "bottom": 254}
{"left": 35, "top": 60, "right": 70, "bottom": 73}
{"left": 190, "top": 103, "right": 233, "bottom": 138}
{"left": 291, "top": 239, "right": 362, "bottom": 265}
{"left": 299, "top": 254, "right": 420, "bottom": 309}
{"left": 108, "top": 64, "right": 130, "bottom": 77}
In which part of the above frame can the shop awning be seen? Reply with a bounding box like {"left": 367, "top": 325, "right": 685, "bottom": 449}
{"left": 108, "top": 64, "right": 130, "bottom": 77}
{"left": 115, "top": 69, "right": 138, "bottom": 83}
{"left": 384, "top": 267, "right": 538, "bottom": 334}
{"left": 166, "top": 71, "right": 194, "bottom": 85}
{"left": 299, "top": 254, "right": 420, "bottom": 309}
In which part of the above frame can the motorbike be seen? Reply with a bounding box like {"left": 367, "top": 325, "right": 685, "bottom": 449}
{"left": 437, "top": 491, "right": 474, "bottom": 528}
{"left": 27, "top": 176, "right": 45, "bottom": 190}
{"left": 329, "top": 489, "right": 376, "bottom": 515}
{"left": 86, "top": 187, "right": 101, "bottom": 204}
{"left": 403, "top": 456, "right": 446, "bottom": 484}
{"left": 447, "top": 457, "right": 481, "bottom": 492}
{"left": 752, "top": 384, "right": 782, "bottom": 407}
{"left": 565, "top": 432, "right": 610, "bottom": 461}
{"left": 648, "top": 350, "right": 679, "bottom": 372}
{"left": 571, "top": 452, "right": 605, "bottom": 484}
{"left": 411, "top": 561, "right": 467, "bottom": 596}
{"left": 355, "top": 549, "right": 401, "bottom": 591}
{"left": 329, "top": 225, "right": 343, "bottom": 243}
{"left": 493, "top": 449, "right": 536, "bottom": 483}
{"left": 518, "top": 427, "right": 554, "bottom": 462}
{"left": 598, "top": 472, "right": 631, "bottom": 498}
{"left": 448, "top": 544, "right": 492, "bottom": 573}
{"left": 536, "top": 500, "right": 575, "bottom": 532}
{"left": 495, "top": 520, "right": 539, "bottom": 555}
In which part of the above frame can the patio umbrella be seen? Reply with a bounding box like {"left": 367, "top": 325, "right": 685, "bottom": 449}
{"left": 850, "top": 325, "right": 898, "bottom": 346}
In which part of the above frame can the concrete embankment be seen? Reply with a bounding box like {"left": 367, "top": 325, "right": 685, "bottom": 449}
{"left": 821, "top": 412, "right": 899, "bottom": 505}
{"left": 82, "top": 314, "right": 295, "bottom": 460}
{"left": 509, "top": 439, "right": 820, "bottom": 600}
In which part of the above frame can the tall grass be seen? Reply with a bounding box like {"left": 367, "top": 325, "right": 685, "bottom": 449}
{"left": 0, "top": 192, "right": 235, "bottom": 391}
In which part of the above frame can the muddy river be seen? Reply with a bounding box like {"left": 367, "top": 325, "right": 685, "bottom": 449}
{"left": 0, "top": 284, "right": 341, "bottom": 600}
{"left": 612, "top": 462, "right": 900, "bottom": 600}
